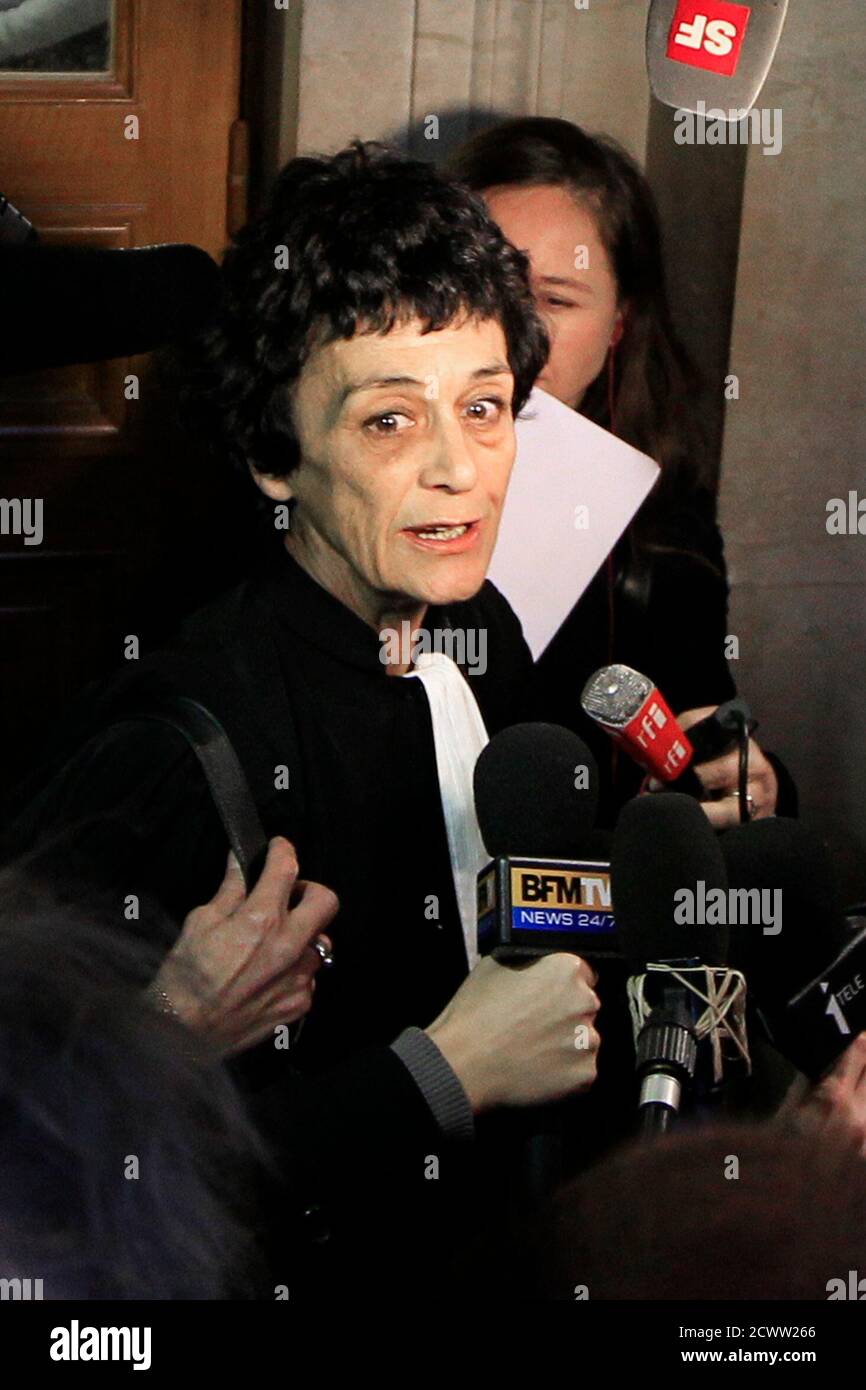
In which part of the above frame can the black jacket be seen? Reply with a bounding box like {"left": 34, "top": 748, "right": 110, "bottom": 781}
{"left": 3, "top": 535, "right": 536, "bottom": 1296}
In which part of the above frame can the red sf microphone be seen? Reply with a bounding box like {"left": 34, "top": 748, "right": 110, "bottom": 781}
{"left": 581, "top": 664, "right": 700, "bottom": 790}
{"left": 646, "top": 0, "right": 789, "bottom": 117}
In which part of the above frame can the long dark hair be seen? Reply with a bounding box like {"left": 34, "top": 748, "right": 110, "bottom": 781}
{"left": 449, "top": 117, "right": 713, "bottom": 565}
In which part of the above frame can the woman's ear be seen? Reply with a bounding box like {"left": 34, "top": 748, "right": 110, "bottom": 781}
{"left": 247, "top": 462, "right": 293, "bottom": 502}
{"left": 610, "top": 308, "right": 627, "bottom": 349}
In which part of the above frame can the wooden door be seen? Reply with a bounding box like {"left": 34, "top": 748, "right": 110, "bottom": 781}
{"left": 0, "top": 0, "right": 244, "bottom": 788}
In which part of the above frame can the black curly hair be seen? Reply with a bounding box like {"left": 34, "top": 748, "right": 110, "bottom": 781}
{"left": 187, "top": 141, "right": 549, "bottom": 481}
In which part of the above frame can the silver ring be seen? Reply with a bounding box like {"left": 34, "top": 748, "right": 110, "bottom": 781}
{"left": 313, "top": 938, "right": 334, "bottom": 967}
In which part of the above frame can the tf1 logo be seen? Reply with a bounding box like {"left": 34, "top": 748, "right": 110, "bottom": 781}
{"left": 667, "top": 1, "right": 751, "bottom": 77}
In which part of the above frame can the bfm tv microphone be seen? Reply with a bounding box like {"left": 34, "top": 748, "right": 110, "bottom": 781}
{"left": 474, "top": 723, "right": 618, "bottom": 962}
{"left": 723, "top": 818, "right": 866, "bottom": 1081}
{"left": 474, "top": 722, "right": 611, "bottom": 1203}
{"left": 581, "top": 663, "right": 754, "bottom": 797}
{"left": 646, "top": 0, "right": 789, "bottom": 118}
{"left": 612, "top": 793, "right": 746, "bottom": 1135}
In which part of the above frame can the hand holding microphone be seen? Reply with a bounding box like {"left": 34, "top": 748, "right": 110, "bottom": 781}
{"left": 425, "top": 953, "right": 601, "bottom": 1112}
{"left": 649, "top": 703, "right": 779, "bottom": 828}
{"left": 424, "top": 722, "right": 607, "bottom": 1114}
{"left": 581, "top": 663, "right": 778, "bottom": 828}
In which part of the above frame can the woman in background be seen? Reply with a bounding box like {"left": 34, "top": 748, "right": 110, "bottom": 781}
{"left": 450, "top": 117, "right": 794, "bottom": 826}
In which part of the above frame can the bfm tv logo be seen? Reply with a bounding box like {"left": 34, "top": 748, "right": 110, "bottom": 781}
{"left": 667, "top": 1, "right": 751, "bottom": 78}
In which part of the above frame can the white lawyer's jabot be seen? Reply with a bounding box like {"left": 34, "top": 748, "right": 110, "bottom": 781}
{"left": 404, "top": 651, "right": 489, "bottom": 969}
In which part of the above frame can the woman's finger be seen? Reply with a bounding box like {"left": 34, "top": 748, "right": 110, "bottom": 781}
{"left": 279, "top": 879, "right": 340, "bottom": 956}
{"left": 205, "top": 849, "right": 249, "bottom": 917}
{"left": 241, "top": 836, "right": 300, "bottom": 924}
{"left": 828, "top": 1032, "right": 866, "bottom": 1090}
{"left": 699, "top": 797, "right": 741, "bottom": 830}
{"left": 692, "top": 749, "right": 740, "bottom": 795}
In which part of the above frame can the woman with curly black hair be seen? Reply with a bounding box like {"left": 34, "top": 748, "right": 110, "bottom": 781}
{"left": 4, "top": 142, "right": 603, "bottom": 1296}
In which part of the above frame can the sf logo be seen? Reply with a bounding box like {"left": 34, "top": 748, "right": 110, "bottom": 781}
{"left": 667, "top": 2, "right": 751, "bottom": 76}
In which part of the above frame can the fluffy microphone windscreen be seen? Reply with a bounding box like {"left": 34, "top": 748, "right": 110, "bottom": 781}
{"left": 0, "top": 242, "right": 221, "bottom": 375}
{"left": 612, "top": 792, "right": 729, "bottom": 972}
{"left": 721, "top": 817, "right": 847, "bottom": 1002}
{"left": 473, "top": 722, "right": 599, "bottom": 860}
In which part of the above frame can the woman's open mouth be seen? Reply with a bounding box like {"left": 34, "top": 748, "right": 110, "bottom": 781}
{"left": 400, "top": 519, "right": 482, "bottom": 553}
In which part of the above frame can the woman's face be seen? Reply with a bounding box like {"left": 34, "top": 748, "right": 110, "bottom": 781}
{"left": 253, "top": 315, "right": 517, "bottom": 629}
{"left": 483, "top": 183, "right": 622, "bottom": 410}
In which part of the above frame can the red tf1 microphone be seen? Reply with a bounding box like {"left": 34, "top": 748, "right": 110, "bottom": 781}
{"left": 581, "top": 663, "right": 699, "bottom": 790}
{"left": 646, "top": 0, "right": 789, "bottom": 117}
{"left": 580, "top": 663, "right": 755, "bottom": 803}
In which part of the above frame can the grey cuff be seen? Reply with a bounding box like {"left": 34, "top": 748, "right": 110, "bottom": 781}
{"left": 390, "top": 1027, "right": 475, "bottom": 1143}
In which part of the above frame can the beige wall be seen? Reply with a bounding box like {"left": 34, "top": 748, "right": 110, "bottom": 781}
{"left": 291, "top": 0, "right": 650, "bottom": 164}
{"left": 720, "top": 0, "right": 866, "bottom": 897}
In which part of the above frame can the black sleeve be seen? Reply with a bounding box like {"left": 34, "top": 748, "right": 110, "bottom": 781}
{"left": 3, "top": 718, "right": 233, "bottom": 937}
{"left": 765, "top": 750, "right": 799, "bottom": 818}
{"left": 634, "top": 543, "right": 737, "bottom": 715}
{"left": 618, "top": 491, "right": 735, "bottom": 714}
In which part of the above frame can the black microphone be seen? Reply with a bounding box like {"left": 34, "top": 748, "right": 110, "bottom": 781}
{"left": 646, "top": 0, "right": 789, "bottom": 117}
{"left": 0, "top": 240, "right": 221, "bottom": 375}
{"left": 611, "top": 792, "right": 738, "bottom": 1135}
{"left": 473, "top": 723, "right": 609, "bottom": 1203}
{"left": 474, "top": 723, "right": 617, "bottom": 962}
{"left": 722, "top": 818, "right": 865, "bottom": 1080}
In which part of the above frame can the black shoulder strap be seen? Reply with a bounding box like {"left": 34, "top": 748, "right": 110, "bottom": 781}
{"left": 120, "top": 695, "right": 268, "bottom": 889}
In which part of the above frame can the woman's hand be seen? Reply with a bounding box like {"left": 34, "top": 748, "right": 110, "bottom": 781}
{"left": 150, "top": 837, "right": 338, "bottom": 1057}
{"left": 647, "top": 704, "right": 779, "bottom": 830}
{"left": 776, "top": 1034, "right": 866, "bottom": 1159}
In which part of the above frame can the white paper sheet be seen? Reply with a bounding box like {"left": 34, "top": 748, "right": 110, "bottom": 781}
{"left": 488, "top": 387, "right": 660, "bottom": 659}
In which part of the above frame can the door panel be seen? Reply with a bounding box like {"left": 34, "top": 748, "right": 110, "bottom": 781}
{"left": 0, "top": 0, "right": 243, "bottom": 787}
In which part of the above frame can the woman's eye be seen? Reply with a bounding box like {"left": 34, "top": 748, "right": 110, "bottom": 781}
{"left": 365, "top": 412, "right": 412, "bottom": 435}
{"left": 544, "top": 296, "right": 576, "bottom": 310}
{"left": 465, "top": 396, "right": 506, "bottom": 423}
